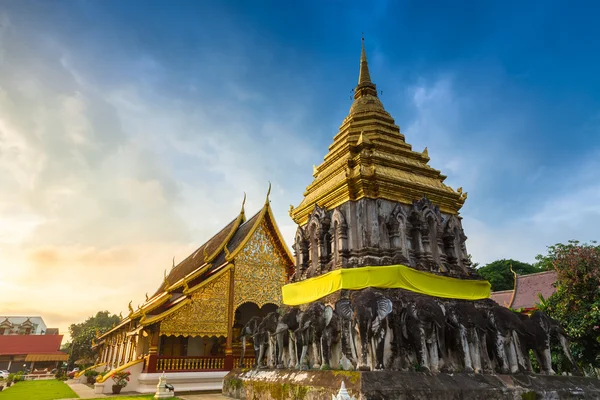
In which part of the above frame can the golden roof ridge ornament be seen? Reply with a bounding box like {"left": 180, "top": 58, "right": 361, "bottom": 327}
{"left": 163, "top": 269, "right": 170, "bottom": 291}
{"left": 241, "top": 192, "right": 247, "bottom": 218}
{"left": 128, "top": 301, "right": 134, "bottom": 316}
{"left": 145, "top": 292, "right": 149, "bottom": 301}
{"left": 172, "top": 257, "right": 175, "bottom": 269}
{"left": 265, "top": 181, "right": 272, "bottom": 205}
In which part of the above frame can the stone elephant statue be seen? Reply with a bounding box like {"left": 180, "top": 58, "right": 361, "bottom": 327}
{"left": 392, "top": 291, "right": 447, "bottom": 372}
{"left": 273, "top": 307, "right": 302, "bottom": 369}
{"left": 238, "top": 316, "right": 262, "bottom": 368}
{"left": 295, "top": 302, "right": 337, "bottom": 370}
{"left": 519, "top": 311, "right": 579, "bottom": 375}
{"left": 444, "top": 301, "right": 492, "bottom": 373}
{"left": 336, "top": 288, "right": 393, "bottom": 371}
{"left": 481, "top": 300, "right": 530, "bottom": 374}
{"left": 254, "top": 311, "right": 280, "bottom": 368}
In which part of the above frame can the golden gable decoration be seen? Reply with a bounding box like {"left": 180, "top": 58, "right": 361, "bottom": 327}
{"left": 234, "top": 220, "right": 289, "bottom": 309}
{"left": 160, "top": 269, "right": 231, "bottom": 338}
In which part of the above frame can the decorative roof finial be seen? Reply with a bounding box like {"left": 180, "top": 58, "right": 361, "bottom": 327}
{"left": 172, "top": 256, "right": 175, "bottom": 269}
{"left": 241, "top": 192, "right": 246, "bottom": 217}
{"left": 163, "top": 269, "right": 170, "bottom": 291}
{"left": 145, "top": 292, "right": 149, "bottom": 301}
{"left": 265, "top": 181, "right": 272, "bottom": 205}
{"left": 128, "top": 301, "right": 134, "bottom": 315}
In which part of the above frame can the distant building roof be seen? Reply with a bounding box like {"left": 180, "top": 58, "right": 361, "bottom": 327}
{"left": 490, "top": 270, "right": 557, "bottom": 311}
{"left": 0, "top": 334, "right": 65, "bottom": 356}
{"left": 490, "top": 289, "right": 514, "bottom": 307}
{"left": 511, "top": 270, "right": 557, "bottom": 310}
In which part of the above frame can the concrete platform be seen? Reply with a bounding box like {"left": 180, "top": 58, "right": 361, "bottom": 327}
{"left": 223, "top": 368, "right": 600, "bottom": 399}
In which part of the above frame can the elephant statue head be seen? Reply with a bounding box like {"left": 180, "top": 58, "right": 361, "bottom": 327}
{"left": 444, "top": 300, "right": 490, "bottom": 373}
{"left": 389, "top": 290, "right": 446, "bottom": 372}
{"left": 482, "top": 301, "right": 530, "bottom": 374}
{"left": 239, "top": 316, "right": 262, "bottom": 368}
{"left": 273, "top": 307, "right": 303, "bottom": 369}
{"left": 524, "top": 311, "right": 580, "bottom": 375}
{"left": 295, "top": 302, "right": 335, "bottom": 370}
{"left": 336, "top": 288, "right": 393, "bottom": 371}
{"left": 254, "top": 311, "right": 280, "bottom": 368}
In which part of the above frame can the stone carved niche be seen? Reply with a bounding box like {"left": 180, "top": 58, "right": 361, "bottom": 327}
{"left": 292, "top": 196, "right": 473, "bottom": 280}
{"left": 442, "top": 215, "right": 471, "bottom": 275}
{"left": 386, "top": 204, "right": 410, "bottom": 265}
{"left": 331, "top": 208, "right": 349, "bottom": 269}
{"left": 305, "top": 205, "right": 331, "bottom": 278}
{"left": 293, "top": 226, "right": 309, "bottom": 279}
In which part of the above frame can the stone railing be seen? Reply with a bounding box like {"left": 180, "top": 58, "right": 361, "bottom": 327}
{"left": 156, "top": 356, "right": 226, "bottom": 371}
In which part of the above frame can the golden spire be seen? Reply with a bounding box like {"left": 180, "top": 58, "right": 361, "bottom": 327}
{"left": 358, "top": 34, "right": 372, "bottom": 85}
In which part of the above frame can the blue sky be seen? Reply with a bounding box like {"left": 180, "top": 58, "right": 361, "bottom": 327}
{"left": 1, "top": 0, "right": 599, "bottom": 333}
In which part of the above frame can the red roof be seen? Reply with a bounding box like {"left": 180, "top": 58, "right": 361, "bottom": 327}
{"left": 511, "top": 270, "right": 557, "bottom": 310}
{"left": 0, "top": 334, "right": 64, "bottom": 356}
{"left": 490, "top": 289, "right": 514, "bottom": 307}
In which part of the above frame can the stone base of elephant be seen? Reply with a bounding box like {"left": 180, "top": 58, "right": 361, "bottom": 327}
{"left": 223, "top": 368, "right": 600, "bottom": 400}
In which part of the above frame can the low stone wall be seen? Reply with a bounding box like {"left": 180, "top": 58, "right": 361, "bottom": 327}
{"left": 223, "top": 369, "right": 600, "bottom": 400}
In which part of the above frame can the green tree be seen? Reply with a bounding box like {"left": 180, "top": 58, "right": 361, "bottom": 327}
{"left": 477, "top": 259, "right": 541, "bottom": 291}
{"left": 537, "top": 240, "right": 600, "bottom": 372}
{"left": 68, "top": 311, "right": 120, "bottom": 367}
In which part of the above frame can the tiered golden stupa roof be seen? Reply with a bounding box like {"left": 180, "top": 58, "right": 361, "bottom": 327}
{"left": 291, "top": 38, "right": 467, "bottom": 225}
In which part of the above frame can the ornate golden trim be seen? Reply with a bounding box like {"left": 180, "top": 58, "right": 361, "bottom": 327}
{"left": 141, "top": 298, "right": 191, "bottom": 326}
{"left": 185, "top": 263, "right": 233, "bottom": 295}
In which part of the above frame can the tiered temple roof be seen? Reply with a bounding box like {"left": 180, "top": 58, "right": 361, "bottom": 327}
{"left": 98, "top": 193, "right": 293, "bottom": 341}
{"left": 291, "top": 38, "right": 467, "bottom": 226}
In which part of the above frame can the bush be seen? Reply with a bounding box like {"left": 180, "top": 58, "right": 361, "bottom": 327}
{"left": 111, "top": 371, "right": 131, "bottom": 388}
{"left": 85, "top": 369, "right": 99, "bottom": 384}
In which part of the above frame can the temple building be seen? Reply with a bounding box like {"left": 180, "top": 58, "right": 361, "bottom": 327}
{"left": 89, "top": 193, "right": 293, "bottom": 393}
{"left": 88, "top": 38, "right": 486, "bottom": 394}
{"left": 0, "top": 317, "right": 65, "bottom": 373}
{"left": 289, "top": 38, "right": 473, "bottom": 284}
{"left": 490, "top": 270, "right": 558, "bottom": 312}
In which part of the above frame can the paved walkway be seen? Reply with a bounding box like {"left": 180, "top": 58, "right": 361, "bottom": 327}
{"left": 66, "top": 380, "right": 231, "bottom": 399}
{"left": 66, "top": 381, "right": 99, "bottom": 399}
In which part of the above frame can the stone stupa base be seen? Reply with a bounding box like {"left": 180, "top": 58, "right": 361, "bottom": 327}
{"left": 223, "top": 368, "right": 600, "bottom": 400}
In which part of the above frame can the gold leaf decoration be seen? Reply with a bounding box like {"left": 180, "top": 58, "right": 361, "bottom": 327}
{"left": 159, "top": 270, "right": 230, "bottom": 338}
{"left": 234, "top": 220, "right": 288, "bottom": 309}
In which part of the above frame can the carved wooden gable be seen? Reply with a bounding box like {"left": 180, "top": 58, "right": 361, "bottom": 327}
{"left": 233, "top": 219, "right": 289, "bottom": 309}
{"left": 160, "top": 269, "right": 231, "bottom": 338}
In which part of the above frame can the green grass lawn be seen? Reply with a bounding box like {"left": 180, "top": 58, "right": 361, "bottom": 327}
{"left": 0, "top": 380, "right": 78, "bottom": 400}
